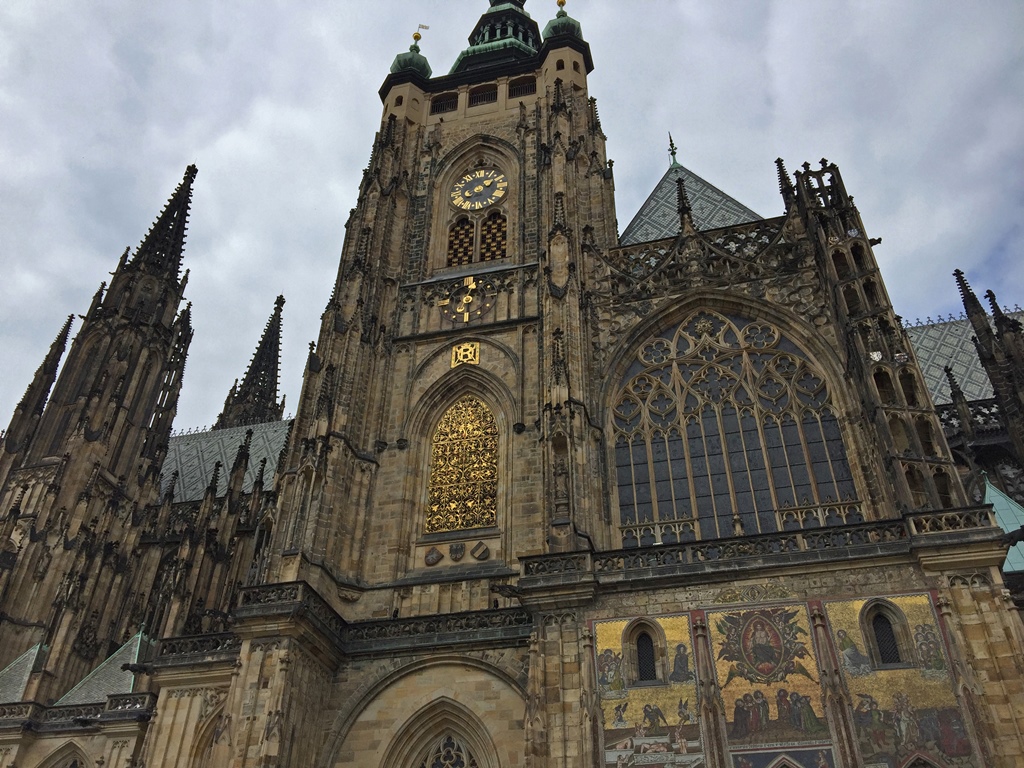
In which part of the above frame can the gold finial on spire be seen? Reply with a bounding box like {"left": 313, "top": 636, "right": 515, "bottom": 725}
{"left": 557, "top": 0, "right": 567, "bottom": 8}
{"left": 414, "top": 23, "right": 429, "bottom": 45}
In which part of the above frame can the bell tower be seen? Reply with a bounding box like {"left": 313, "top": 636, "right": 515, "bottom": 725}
{"left": 0, "top": 166, "right": 195, "bottom": 701}
{"left": 267, "top": 0, "right": 615, "bottom": 617}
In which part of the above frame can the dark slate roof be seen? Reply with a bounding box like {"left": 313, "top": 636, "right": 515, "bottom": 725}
{"left": 905, "top": 312, "right": 1024, "bottom": 405}
{"left": 0, "top": 644, "right": 42, "bottom": 704}
{"left": 162, "top": 420, "right": 292, "bottom": 502}
{"left": 57, "top": 632, "right": 151, "bottom": 705}
{"left": 620, "top": 162, "right": 762, "bottom": 245}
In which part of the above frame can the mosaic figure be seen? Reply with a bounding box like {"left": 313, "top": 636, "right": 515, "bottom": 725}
{"left": 835, "top": 629, "right": 872, "bottom": 675}
{"left": 716, "top": 608, "right": 816, "bottom": 687}
{"left": 669, "top": 642, "right": 695, "bottom": 682}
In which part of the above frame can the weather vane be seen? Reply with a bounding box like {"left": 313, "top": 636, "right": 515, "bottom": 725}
{"left": 414, "top": 23, "right": 429, "bottom": 44}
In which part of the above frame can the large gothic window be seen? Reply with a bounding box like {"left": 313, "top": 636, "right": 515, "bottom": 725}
{"left": 612, "top": 310, "right": 859, "bottom": 548}
{"left": 417, "top": 734, "right": 480, "bottom": 768}
{"left": 426, "top": 396, "right": 498, "bottom": 533}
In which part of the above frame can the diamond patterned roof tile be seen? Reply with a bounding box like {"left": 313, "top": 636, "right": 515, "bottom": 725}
{"left": 620, "top": 163, "right": 762, "bottom": 245}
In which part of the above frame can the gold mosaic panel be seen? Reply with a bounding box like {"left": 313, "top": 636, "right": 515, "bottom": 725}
{"left": 479, "top": 211, "right": 507, "bottom": 262}
{"left": 707, "top": 605, "right": 828, "bottom": 746}
{"left": 425, "top": 396, "right": 498, "bottom": 532}
{"left": 593, "top": 614, "right": 702, "bottom": 759}
{"left": 447, "top": 218, "right": 474, "bottom": 267}
{"left": 824, "top": 594, "right": 973, "bottom": 765}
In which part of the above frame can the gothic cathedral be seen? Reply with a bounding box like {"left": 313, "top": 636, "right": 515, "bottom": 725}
{"left": 1, "top": 2, "right": 1023, "bottom": 767}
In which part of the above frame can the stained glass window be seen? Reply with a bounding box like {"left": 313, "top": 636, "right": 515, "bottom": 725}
{"left": 426, "top": 396, "right": 498, "bottom": 532}
{"left": 612, "top": 310, "right": 860, "bottom": 547}
{"left": 417, "top": 734, "right": 480, "bottom": 768}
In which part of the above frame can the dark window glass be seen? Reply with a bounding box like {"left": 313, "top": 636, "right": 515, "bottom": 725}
{"left": 873, "top": 613, "right": 902, "bottom": 664}
{"left": 637, "top": 632, "right": 657, "bottom": 680}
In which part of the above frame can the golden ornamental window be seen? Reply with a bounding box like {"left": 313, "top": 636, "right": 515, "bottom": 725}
{"left": 447, "top": 218, "right": 474, "bottom": 267}
{"left": 446, "top": 212, "right": 507, "bottom": 266}
{"left": 479, "top": 211, "right": 507, "bottom": 262}
{"left": 612, "top": 310, "right": 860, "bottom": 548}
{"left": 426, "top": 396, "right": 498, "bottom": 533}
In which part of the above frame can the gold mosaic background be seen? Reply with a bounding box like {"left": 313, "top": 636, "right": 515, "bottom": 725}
{"left": 593, "top": 614, "right": 700, "bottom": 741}
{"left": 824, "top": 594, "right": 956, "bottom": 710}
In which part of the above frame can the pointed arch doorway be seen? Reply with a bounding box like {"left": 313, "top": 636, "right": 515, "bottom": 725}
{"left": 381, "top": 697, "right": 500, "bottom": 768}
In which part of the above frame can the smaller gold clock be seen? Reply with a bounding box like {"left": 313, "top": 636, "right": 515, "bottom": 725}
{"left": 438, "top": 275, "right": 497, "bottom": 323}
{"left": 450, "top": 169, "right": 507, "bottom": 211}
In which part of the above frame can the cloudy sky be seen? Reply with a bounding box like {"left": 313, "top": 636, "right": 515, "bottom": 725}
{"left": 1, "top": 1, "right": 1022, "bottom": 430}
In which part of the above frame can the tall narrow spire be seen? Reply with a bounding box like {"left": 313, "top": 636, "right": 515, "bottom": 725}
{"left": 668, "top": 133, "right": 679, "bottom": 167}
{"left": 3, "top": 315, "right": 74, "bottom": 455}
{"left": 954, "top": 269, "right": 995, "bottom": 358}
{"left": 128, "top": 165, "right": 197, "bottom": 279}
{"left": 215, "top": 296, "right": 287, "bottom": 429}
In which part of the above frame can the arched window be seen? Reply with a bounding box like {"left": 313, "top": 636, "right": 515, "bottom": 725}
{"left": 905, "top": 465, "right": 928, "bottom": 508}
{"left": 636, "top": 632, "right": 657, "bottom": 681}
{"left": 899, "top": 369, "right": 920, "bottom": 406}
{"left": 612, "top": 310, "right": 859, "bottom": 547}
{"left": 832, "top": 250, "right": 851, "bottom": 279}
{"left": 426, "top": 396, "right": 498, "bottom": 533}
{"left": 478, "top": 211, "right": 507, "bottom": 262}
{"left": 447, "top": 218, "right": 475, "bottom": 267}
{"left": 873, "top": 369, "right": 896, "bottom": 403}
{"left": 862, "top": 600, "right": 913, "bottom": 668}
{"left": 417, "top": 734, "right": 480, "bottom": 768}
{"left": 872, "top": 613, "right": 901, "bottom": 664}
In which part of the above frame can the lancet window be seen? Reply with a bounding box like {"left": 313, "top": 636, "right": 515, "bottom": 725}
{"left": 426, "top": 396, "right": 498, "bottom": 533}
{"left": 612, "top": 310, "right": 860, "bottom": 548}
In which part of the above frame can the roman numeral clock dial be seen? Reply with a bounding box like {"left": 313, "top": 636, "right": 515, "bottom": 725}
{"left": 450, "top": 169, "right": 507, "bottom": 210}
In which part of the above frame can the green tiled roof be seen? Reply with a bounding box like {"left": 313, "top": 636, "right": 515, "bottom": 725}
{"left": 57, "top": 632, "right": 152, "bottom": 705}
{"left": 986, "top": 479, "right": 1024, "bottom": 573}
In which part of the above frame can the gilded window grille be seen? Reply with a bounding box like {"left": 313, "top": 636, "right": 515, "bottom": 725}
{"left": 426, "top": 396, "right": 498, "bottom": 533}
{"left": 447, "top": 218, "right": 474, "bottom": 267}
{"left": 612, "top": 310, "right": 860, "bottom": 548}
{"left": 418, "top": 734, "right": 480, "bottom": 768}
{"left": 479, "top": 211, "right": 507, "bottom": 262}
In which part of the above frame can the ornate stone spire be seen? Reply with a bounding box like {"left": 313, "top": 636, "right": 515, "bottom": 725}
{"left": 128, "top": 165, "right": 197, "bottom": 280}
{"left": 215, "top": 296, "right": 287, "bottom": 429}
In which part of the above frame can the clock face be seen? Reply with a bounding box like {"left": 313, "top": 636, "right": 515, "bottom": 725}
{"left": 438, "top": 275, "right": 497, "bottom": 323}
{"left": 450, "top": 169, "right": 507, "bottom": 211}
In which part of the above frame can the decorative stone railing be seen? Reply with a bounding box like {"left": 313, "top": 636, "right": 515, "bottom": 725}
{"left": 523, "top": 508, "right": 997, "bottom": 582}
{"left": 342, "top": 607, "right": 532, "bottom": 653}
{"left": 106, "top": 692, "right": 158, "bottom": 712}
{"left": 0, "top": 694, "right": 158, "bottom": 731}
{"left": 0, "top": 702, "right": 40, "bottom": 722}
{"left": 38, "top": 703, "right": 105, "bottom": 723}
{"left": 237, "top": 581, "right": 347, "bottom": 643}
{"left": 158, "top": 632, "right": 242, "bottom": 661}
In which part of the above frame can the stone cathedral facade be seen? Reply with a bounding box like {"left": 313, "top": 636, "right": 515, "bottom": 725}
{"left": 1, "top": 2, "right": 1023, "bottom": 767}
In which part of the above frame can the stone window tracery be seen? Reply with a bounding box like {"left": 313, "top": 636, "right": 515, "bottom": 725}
{"left": 612, "top": 310, "right": 860, "bottom": 547}
{"left": 416, "top": 734, "right": 480, "bottom": 768}
{"left": 426, "top": 396, "right": 498, "bottom": 533}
